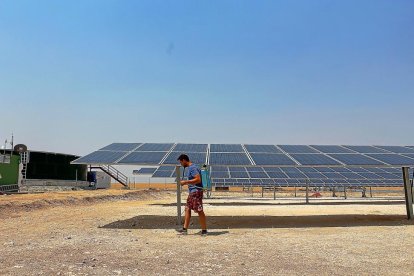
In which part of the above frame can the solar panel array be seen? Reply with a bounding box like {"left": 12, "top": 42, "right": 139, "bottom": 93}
{"left": 151, "top": 165, "right": 406, "bottom": 187}
{"left": 73, "top": 143, "right": 414, "bottom": 167}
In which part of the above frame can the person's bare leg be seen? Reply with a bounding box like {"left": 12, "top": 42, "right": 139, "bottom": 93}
{"left": 198, "top": 211, "right": 207, "bottom": 230}
{"left": 184, "top": 208, "right": 191, "bottom": 229}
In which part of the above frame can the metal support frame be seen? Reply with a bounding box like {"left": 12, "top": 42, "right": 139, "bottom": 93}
{"left": 344, "top": 186, "right": 347, "bottom": 199}
{"left": 273, "top": 185, "right": 276, "bottom": 200}
{"left": 369, "top": 186, "right": 373, "bottom": 198}
{"left": 176, "top": 166, "right": 182, "bottom": 225}
{"left": 305, "top": 181, "right": 309, "bottom": 204}
{"left": 261, "top": 186, "right": 264, "bottom": 198}
{"left": 402, "top": 167, "right": 413, "bottom": 220}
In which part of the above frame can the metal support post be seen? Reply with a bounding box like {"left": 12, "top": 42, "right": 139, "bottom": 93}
{"left": 344, "top": 186, "right": 347, "bottom": 199}
{"left": 402, "top": 167, "right": 413, "bottom": 220}
{"left": 370, "top": 186, "right": 372, "bottom": 198}
{"left": 273, "top": 185, "right": 276, "bottom": 200}
{"left": 176, "top": 166, "right": 182, "bottom": 225}
{"left": 305, "top": 181, "right": 309, "bottom": 204}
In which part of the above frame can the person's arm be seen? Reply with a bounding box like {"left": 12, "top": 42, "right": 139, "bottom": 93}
{"left": 180, "top": 173, "right": 201, "bottom": 186}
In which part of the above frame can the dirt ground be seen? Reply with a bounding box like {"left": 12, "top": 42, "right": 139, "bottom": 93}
{"left": 1, "top": 189, "right": 413, "bottom": 275}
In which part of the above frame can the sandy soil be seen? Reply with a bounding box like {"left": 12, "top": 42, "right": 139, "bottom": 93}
{"left": 1, "top": 189, "right": 413, "bottom": 275}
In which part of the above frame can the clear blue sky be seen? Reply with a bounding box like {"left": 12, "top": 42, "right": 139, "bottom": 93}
{"left": 1, "top": 0, "right": 413, "bottom": 155}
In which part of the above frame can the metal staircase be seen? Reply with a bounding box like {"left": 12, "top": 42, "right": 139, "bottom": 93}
{"left": 91, "top": 165, "right": 129, "bottom": 187}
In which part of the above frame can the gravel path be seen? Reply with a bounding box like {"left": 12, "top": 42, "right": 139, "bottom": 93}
{"left": 1, "top": 190, "right": 413, "bottom": 275}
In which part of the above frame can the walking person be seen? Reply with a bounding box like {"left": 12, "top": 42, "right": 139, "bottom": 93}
{"left": 176, "top": 154, "right": 208, "bottom": 235}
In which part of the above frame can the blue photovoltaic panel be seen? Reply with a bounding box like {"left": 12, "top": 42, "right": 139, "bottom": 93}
{"left": 136, "top": 168, "right": 157, "bottom": 174}
{"left": 357, "top": 172, "right": 383, "bottom": 179}
{"left": 321, "top": 172, "right": 346, "bottom": 179}
{"left": 376, "top": 173, "right": 399, "bottom": 179}
{"left": 209, "top": 153, "right": 251, "bottom": 165}
{"left": 342, "top": 146, "right": 388, "bottom": 154}
{"left": 118, "top": 152, "right": 167, "bottom": 164}
{"left": 211, "top": 171, "right": 230, "bottom": 178}
{"left": 153, "top": 170, "right": 173, "bottom": 177}
{"left": 157, "top": 165, "right": 176, "bottom": 171}
{"left": 327, "top": 154, "right": 384, "bottom": 165}
{"left": 290, "top": 154, "right": 341, "bottom": 165}
{"left": 281, "top": 167, "right": 307, "bottom": 178}
{"left": 244, "top": 144, "right": 281, "bottom": 153}
{"left": 344, "top": 167, "right": 367, "bottom": 173}
{"left": 402, "top": 154, "right": 414, "bottom": 160}
{"left": 339, "top": 172, "right": 365, "bottom": 179}
{"left": 266, "top": 171, "right": 287, "bottom": 178}
{"left": 298, "top": 167, "right": 317, "bottom": 173}
{"left": 250, "top": 153, "right": 296, "bottom": 165}
{"left": 366, "top": 154, "right": 414, "bottom": 165}
{"left": 310, "top": 145, "right": 355, "bottom": 154}
{"left": 73, "top": 151, "right": 126, "bottom": 164}
{"left": 373, "top": 146, "right": 414, "bottom": 154}
{"left": 314, "top": 167, "right": 335, "bottom": 173}
{"left": 210, "top": 144, "right": 244, "bottom": 152}
{"left": 211, "top": 166, "right": 229, "bottom": 171}
{"left": 245, "top": 167, "right": 265, "bottom": 173}
{"left": 248, "top": 171, "right": 269, "bottom": 178}
{"left": 99, "top": 143, "right": 142, "bottom": 151}
{"left": 277, "top": 145, "right": 319, "bottom": 153}
{"left": 230, "top": 171, "right": 249, "bottom": 178}
{"left": 162, "top": 152, "right": 207, "bottom": 165}
{"left": 135, "top": 143, "right": 174, "bottom": 152}
{"left": 173, "top": 144, "right": 208, "bottom": 152}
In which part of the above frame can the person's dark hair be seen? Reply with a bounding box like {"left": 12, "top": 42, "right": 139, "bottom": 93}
{"left": 177, "top": 154, "right": 190, "bottom": 162}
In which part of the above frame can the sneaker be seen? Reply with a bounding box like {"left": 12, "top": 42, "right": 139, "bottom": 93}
{"left": 199, "top": 230, "right": 208, "bottom": 236}
{"left": 176, "top": 228, "right": 188, "bottom": 235}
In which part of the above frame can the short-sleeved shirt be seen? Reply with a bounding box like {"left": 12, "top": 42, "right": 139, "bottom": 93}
{"left": 186, "top": 164, "right": 203, "bottom": 193}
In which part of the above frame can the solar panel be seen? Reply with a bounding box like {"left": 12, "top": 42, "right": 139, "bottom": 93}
{"left": 162, "top": 152, "right": 207, "bottom": 165}
{"left": 327, "top": 154, "right": 384, "bottom": 165}
{"left": 210, "top": 144, "right": 244, "bottom": 152}
{"left": 402, "top": 154, "right": 414, "bottom": 160}
{"left": 210, "top": 166, "right": 229, "bottom": 171}
{"left": 157, "top": 165, "right": 176, "bottom": 171}
{"left": 173, "top": 143, "right": 208, "bottom": 152}
{"left": 339, "top": 172, "right": 365, "bottom": 179}
{"left": 280, "top": 167, "right": 307, "bottom": 178}
{"left": 153, "top": 170, "right": 173, "bottom": 177}
{"left": 136, "top": 168, "right": 157, "bottom": 174}
{"left": 118, "top": 152, "right": 167, "bottom": 164}
{"left": 321, "top": 172, "right": 346, "bottom": 179}
{"left": 99, "top": 143, "right": 142, "bottom": 151}
{"left": 250, "top": 153, "right": 296, "bottom": 165}
{"left": 265, "top": 171, "right": 287, "bottom": 178}
{"left": 210, "top": 171, "right": 230, "bottom": 178}
{"left": 135, "top": 143, "right": 174, "bottom": 152}
{"left": 342, "top": 145, "right": 388, "bottom": 154}
{"left": 73, "top": 151, "right": 127, "bottom": 164}
{"left": 290, "top": 154, "right": 341, "bottom": 165}
{"left": 230, "top": 171, "right": 249, "bottom": 178}
{"left": 357, "top": 172, "right": 382, "bottom": 179}
{"left": 209, "top": 153, "right": 251, "bottom": 165}
{"left": 366, "top": 154, "right": 414, "bottom": 165}
{"left": 277, "top": 145, "right": 319, "bottom": 153}
{"left": 373, "top": 146, "right": 414, "bottom": 154}
{"left": 244, "top": 144, "right": 281, "bottom": 153}
{"left": 310, "top": 145, "right": 355, "bottom": 154}
{"left": 248, "top": 171, "right": 269, "bottom": 178}
{"left": 314, "top": 167, "right": 335, "bottom": 173}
